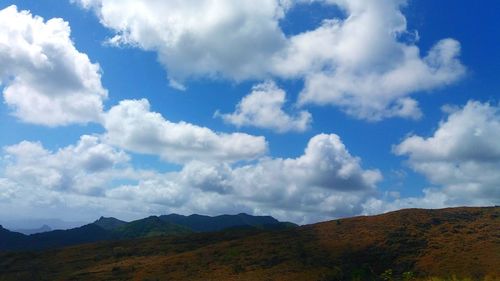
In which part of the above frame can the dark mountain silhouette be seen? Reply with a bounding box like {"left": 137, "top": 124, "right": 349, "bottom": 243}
{"left": 0, "top": 213, "right": 293, "bottom": 252}
{"left": 0, "top": 225, "right": 27, "bottom": 250}
{"left": 25, "top": 224, "right": 112, "bottom": 250}
{"left": 0, "top": 207, "right": 497, "bottom": 280}
{"left": 93, "top": 216, "right": 126, "bottom": 230}
{"left": 111, "top": 216, "right": 192, "bottom": 239}
{"left": 0, "top": 224, "right": 113, "bottom": 251}
{"left": 13, "top": 224, "right": 52, "bottom": 235}
{"left": 159, "top": 212, "right": 294, "bottom": 232}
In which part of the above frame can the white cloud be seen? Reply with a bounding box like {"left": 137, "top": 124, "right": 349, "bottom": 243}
{"left": 0, "top": 5, "right": 107, "bottom": 126}
{"left": 73, "top": 0, "right": 288, "bottom": 81}
{"left": 179, "top": 161, "right": 233, "bottom": 194}
{"left": 3, "top": 135, "right": 131, "bottom": 195}
{"left": 216, "top": 81, "right": 312, "bottom": 133}
{"left": 362, "top": 188, "right": 450, "bottom": 215}
{"left": 75, "top": 0, "right": 465, "bottom": 120}
{"left": 0, "top": 133, "right": 381, "bottom": 224}
{"left": 103, "top": 99, "right": 268, "bottom": 164}
{"left": 107, "top": 133, "right": 382, "bottom": 223}
{"left": 394, "top": 101, "right": 500, "bottom": 205}
{"left": 0, "top": 136, "right": 160, "bottom": 223}
{"left": 275, "top": 1, "right": 465, "bottom": 120}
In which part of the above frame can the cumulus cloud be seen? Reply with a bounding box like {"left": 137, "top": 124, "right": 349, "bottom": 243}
{"left": 107, "top": 133, "right": 382, "bottom": 223}
{"left": 275, "top": 1, "right": 465, "bottom": 120}
{"left": 362, "top": 188, "right": 450, "bottom": 215}
{"left": 103, "top": 99, "right": 268, "bottom": 164}
{"left": 0, "top": 133, "right": 381, "bottom": 224}
{"left": 2, "top": 135, "right": 131, "bottom": 195}
{"left": 0, "top": 5, "right": 107, "bottom": 126}
{"left": 73, "top": 0, "right": 288, "bottom": 82}
{"left": 394, "top": 101, "right": 500, "bottom": 205}
{"left": 216, "top": 81, "right": 312, "bottom": 133}
{"left": 75, "top": 0, "right": 465, "bottom": 120}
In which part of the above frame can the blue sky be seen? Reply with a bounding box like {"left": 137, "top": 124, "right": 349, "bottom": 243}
{"left": 0, "top": 0, "right": 499, "bottom": 226}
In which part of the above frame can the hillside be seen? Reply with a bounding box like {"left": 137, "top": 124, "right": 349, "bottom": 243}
{"left": 0, "top": 207, "right": 498, "bottom": 281}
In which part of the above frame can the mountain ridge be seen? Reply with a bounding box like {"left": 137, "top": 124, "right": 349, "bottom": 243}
{"left": 158, "top": 212, "right": 286, "bottom": 232}
{"left": 0, "top": 213, "right": 293, "bottom": 252}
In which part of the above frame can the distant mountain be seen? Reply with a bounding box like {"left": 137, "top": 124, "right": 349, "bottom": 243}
{"left": 1, "top": 218, "right": 86, "bottom": 230}
{"left": 93, "top": 216, "right": 126, "bottom": 230}
{"left": 111, "top": 216, "right": 192, "bottom": 239}
{"left": 159, "top": 213, "right": 296, "bottom": 232}
{"left": 0, "top": 207, "right": 497, "bottom": 280}
{"left": 13, "top": 224, "right": 52, "bottom": 235}
{"left": 0, "top": 213, "right": 293, "bottom": 252}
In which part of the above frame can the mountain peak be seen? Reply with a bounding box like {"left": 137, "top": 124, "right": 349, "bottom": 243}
{"left": 93, "top": 216, "right": 126, "bottom": 230}
{"left": 13, "top": 224, "right": 52, "bottom": 235}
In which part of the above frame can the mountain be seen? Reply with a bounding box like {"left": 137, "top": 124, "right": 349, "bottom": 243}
{"left": 111, "top": 216, "right": 192, "bottom": 239}
{"left": 0, "top": 213, "right": 292, "bottom": 252}
{"left": 25, "top": 224, "right": 112, "bottom": 250}
{"left": 0, "top": 224, "right": 113, "bottom": 252}
{"left": 13, "top": 224, "right": 52, "bottom": 235}
{"left": 159, "top": 212, "right": 296, "bottom": 232}
{"left": 0, "top": 217, "right": 188, "bottom": 252}
{"left": 0, "top": 207, "right": 497, "bottom": 280}
{"left": 0, "top": 225, "right": 27, "bottom": 250}
{"left": 93, "top": 216, "right": 126, "bottom": 230}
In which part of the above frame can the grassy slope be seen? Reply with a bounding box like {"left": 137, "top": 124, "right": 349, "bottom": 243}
{"left": 0, "top": 207, "right": 498, "bottom": 281}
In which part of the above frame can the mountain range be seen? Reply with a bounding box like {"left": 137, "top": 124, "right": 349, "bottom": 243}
{"left": 0, "top": 213, "right": 296, "bottom": 252}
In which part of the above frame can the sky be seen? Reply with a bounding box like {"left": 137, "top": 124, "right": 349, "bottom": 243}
{"left": 0, "top": 0, "right": 499, "bottom": 227}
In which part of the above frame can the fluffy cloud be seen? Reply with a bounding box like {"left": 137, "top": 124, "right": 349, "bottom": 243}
{"left": 103, "top": 99, "right": 268, "bottom": 164}
{"left": 0, "top": 133, "right": 381, "bottom": 224}
{"left": 394, "top": 101, "right": 500, "bottom": 205}
{"left": 2, "top": 135, "right": 131, "bottom": 195}
{"left": 229, "top": 133, "right": 382, "bottom": 219}
{"left": 274, "top": 1, "right": 465, "bottom": 120}
{"left": 74, "top": 0, "right": 289, "bottom": 84}
{"left": 107, "top": 133, "right": 382, "bottom": 223}
{"left": 362, "top": 188, "right": 450, "bottom": 215}
{"left": 75, "top": 0, "right": 465, "bottom": 120}
{"left": 0, "top": 5, "right": 107, "bottom": 126}
{"left": 215, "top": 81, "right": 312, "bottom": 133}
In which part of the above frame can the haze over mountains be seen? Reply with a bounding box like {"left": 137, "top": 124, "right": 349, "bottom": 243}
{"left": 1, "top": 219, "right": 87, "bottom": 232}
{"left": 12, "top": 225, "right": 51, "bottom": 235}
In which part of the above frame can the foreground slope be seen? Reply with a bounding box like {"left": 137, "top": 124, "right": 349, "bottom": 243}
{"left": 0, "top": 207, "right": 498, "bottom": 281}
